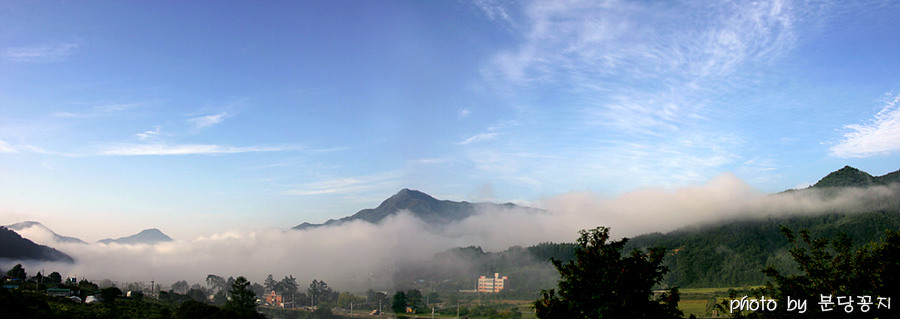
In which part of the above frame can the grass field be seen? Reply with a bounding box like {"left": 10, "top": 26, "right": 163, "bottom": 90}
{"left": 322, "top": 287, "right": 758, "bottom": 318}
{"left": 676, "top": 286, "right": 763, "bottom": 318}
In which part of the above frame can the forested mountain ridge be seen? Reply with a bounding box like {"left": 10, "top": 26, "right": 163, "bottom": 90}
{"left": 403, "top": 209, "right": 900, "bottom": 294}
{"left": 625, "top": 209, "right": 900, "bottom": 288}
{"left": 0, "top": 226, "right": 74, "bottom": 263}
{"left": 5, "top": 221, "right": 87, "bottom": 244}
{"left": 413, "top": 166, "right": 900, "bottom": 292}
{"left": 620, "top": 166, "right": 900, "bottom": 288}
{"left": 810, "top": 165, "right": 900, "bottom": 188}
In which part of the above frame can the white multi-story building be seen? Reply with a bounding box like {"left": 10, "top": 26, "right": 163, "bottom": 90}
{"left": 477, "top": 273, "right": 508, "bottom": 293}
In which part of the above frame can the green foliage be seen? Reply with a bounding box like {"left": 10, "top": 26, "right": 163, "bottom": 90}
{"left": 0, "top": 287, "right": 178, "bottom": 319}
{"left": 187, "top": 288, "right": 206, "bottom": 302}
{"left": 393, "top": 244, "right": 563, "bottom": 298}
{"left": 335, "top": 291, "right": 360, "bottom": 308}
{"left": 77, "top": 279, "right": 99, "bottom": 296}
{"left": 453, "top": 303, "right": 524, "bottom": 318}
{"left": 723, "top": 227, "right": 900, "bottom": 318}
{"left": 47, "top": 272, "right": 62, "bottom": 285}
{"left": 405, "top": 289, "right": 423, "bottom": 311}
{"left": 279, "top": 275, "right": 299, "bottom": 303}
{"left": 176, "top": 299, "right": 220, "bottom": 319}
{"left": 311, "top": 301, "right": 335, "bottom": 318}
{"left": 212, "top": 290, "right": 227, "bottom": 305}
{"left": 626, "top": 210, "right": 900, "bottom": 288}
{"left": 264, "top": 274, "right": 277, "bottom": 293}
{"left": 206, "top": 274, "right": 226, "bottom": 292}
{"left": 224, "top": 276, "right": 263, "bottom": 319}
{"left": 534, "top": 226, "right": 682, "bottom": 319}
{"left": 307, "top": 279, "right": 333, "bottom": 305}
{"left": 0, "top": 272, "right": 273, "bottom": 319}
{"left": 0, "top": 289, "right": 53, "bottom": 318}
{"left": 100, "top": 286, "right": 123, "bottom": 303}
{"left": 527, "top": 242, "right": 578, "bottom": 263}
{"left": 392, "top": 290, "right": 407, "bottom": 314}
{"left": 812, "top": 166, "right": 878, "bottom": 188}
{"left": 6, "top": 263, "right": 26, "bottom": 280}
{"left": 171, "top": 280, "right": 189, "bottom": 294}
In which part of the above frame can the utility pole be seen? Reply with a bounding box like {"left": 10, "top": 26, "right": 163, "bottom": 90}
{"left": 457, "top": 304, "right": 460, "bottom": 318}
{"left": 431, "top": 306, "right": 435, "bottom": 319}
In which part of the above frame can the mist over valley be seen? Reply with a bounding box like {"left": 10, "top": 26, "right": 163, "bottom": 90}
{"left": 3, "top": 166, "right": 898, "bottom": 296}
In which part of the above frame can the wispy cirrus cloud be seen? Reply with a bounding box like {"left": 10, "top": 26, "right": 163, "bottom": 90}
{"left": 482, "top": 0, "right": 802, "bottom": 131}
{"left": 0, "top": 139, "right": 81, "bottom": 157}
{"left": 467, "top": 0, "right": 816, "bottom": 189}
{"left": 3, "top": 42, "right": 80, "bottom": 62}
{"left": 53, "top": 102, "right": 145, "bottom": 118}
{"left": 459, "top": 120, "right": 519, "bottom": 145}
{"left": 473, "top": 0, "right": 514, "bottom": 24}
{"left": 830, "top": 92, "right": 900, "bottom": 158}
{"left": 0, "top": 139, "right": 19, "bottom": 153}
{"left": 188, "top": 112, "right": 230, "bottom": 128}
{"left": 459, "top": 132, "right": 498, "bottom": 145}
{"left": 135, "top": 126, "right": 162, "bottom": 141}
{"left": 102, "top": 143, "right": 295, "bottom": 156}
{"left": 485, "top": 0, "right": 800, "bottom": 87}
{"left": 284, "top": 171, "right": 403, "bottom": 196}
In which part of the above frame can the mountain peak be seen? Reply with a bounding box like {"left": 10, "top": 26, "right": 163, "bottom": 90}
{"left": 813, "top": 166, "right": 876, "bottom": 188}
{"left": 138, "top": 228, "right": 164, "bottom": 234}
{"left": 0, "top": 226, "right": 74, "bottom": 263}
{"left": 6, "top": 221, "right": 87, "bottom": 244}
{"left": 8, "top": 221, "right": 45, "bottom": 229}
{"left": 385, "top": 188, "right": 436, "bottom": 203}
{"left": 293, "top": 189, "right": 541, "bottom": 230}
{"left": 99, "top": 228, "right": 173, "bottom": 245}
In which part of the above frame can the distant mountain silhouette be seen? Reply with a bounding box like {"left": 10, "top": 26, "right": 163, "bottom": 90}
{"left": 98, "top": 228, "right": 173, "bottom": 245}
{"left": 293, "top": 188, "right": 540, "bottom": 230}
{"left": 6, "top": 221, "right": 87, "bottom": 244}
{"left": 0, "top": 226, "right": 74, "bottom": 263}
{"left": 811, "top": 166, "right": 900, "bottom": 188}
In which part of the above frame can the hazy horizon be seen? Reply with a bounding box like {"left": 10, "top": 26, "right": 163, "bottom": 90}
{"left": 3, "top": 163, "right": 899, "bottom": 243}
{"left": 4, "top": 174, "right": 899, "bottom": 291}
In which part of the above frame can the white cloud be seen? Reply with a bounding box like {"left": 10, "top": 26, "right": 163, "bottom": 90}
{"left": 459, "top": 120, "right": 520, "bottom": 145}
{"left": 482, "top": 0, "right": 801, "bottom": 132}
{"left": 458, "top": 108, "right": 471, "bottom": 119}
{"left": 459, "top": 132, "right": 498, "bottom": 145}
{"left": 473, "top": 0, "right": 514, "bottom": 23}
{"left": 830, "top": 92, "right": 900, "bottom": 158}
{"left": 135, "top": 126, "right": 162, "bottom": 141}
{"left": 413, "top": 158, "right": 452, "bottom": 165}
{"left": 3, "top": 42, "right": 79, "bottom": 62}
{"left": 465, "top": 0, "right": 813, "bottom": 189}
{"left": 189, "top": 112, "right": 230, "bottom": 128}
{"left": 53, "top": 102, "right": 144, "bottom": 118}
{"left": 0, "top": 139, "right": 19, "bottom": 153}
{"left": 515, "top": 0, "right": 795, "bottom": 82}
{"left": 284, "top": 171, "right": 402, "bottom": 196}
{"left": 102, "top": 143, "right": 293, "bottom": 156}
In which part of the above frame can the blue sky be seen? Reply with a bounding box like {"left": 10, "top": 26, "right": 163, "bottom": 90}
{"left": 2, "top": 0, "right": 899, "bottom": 240}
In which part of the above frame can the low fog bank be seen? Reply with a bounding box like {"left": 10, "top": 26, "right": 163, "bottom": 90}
{"left": 539, "top": 173, "right": 900, "bottom": 239}
{"left": 6, "top": 173, "right": 898, "bottom": 291}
